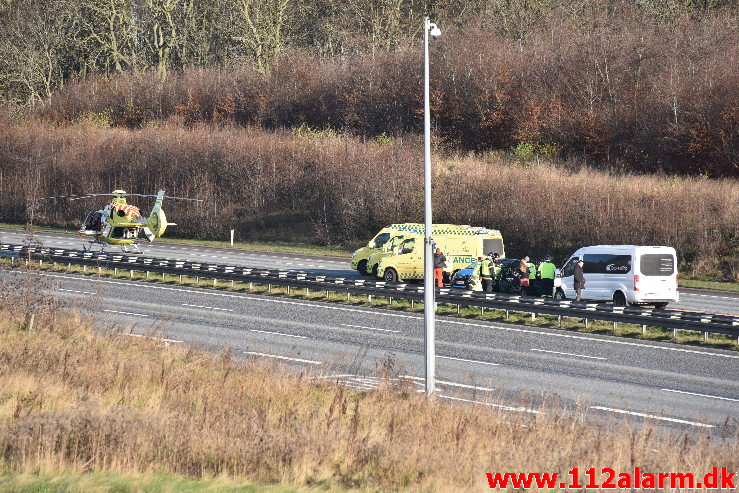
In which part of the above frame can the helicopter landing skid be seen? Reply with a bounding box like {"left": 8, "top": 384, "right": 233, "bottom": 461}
{"left": 121, "top": 244, "right": 142, "bottom": 254}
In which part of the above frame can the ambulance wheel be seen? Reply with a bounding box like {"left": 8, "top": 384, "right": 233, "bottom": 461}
{"left": 612, "top": 291, "right": 627, "bottom": 307}
{"left": 372, "top": 264, "right": 379, "bottom": 277}
{"left": 357, "top": 259, "right": 368, "bottom": 275}
{"left": 553, "top": 288, "right": 566, "bottom": 300}
{"left": 383, "top": 268, "right": 399, "bottom": 283}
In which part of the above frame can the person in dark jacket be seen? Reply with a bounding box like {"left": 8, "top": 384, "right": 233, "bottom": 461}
{"left": 433, "top": 248, "right": 446, "bottom": 287}
{"left": 574, "top": 258, "right": 585, "bottom": 301}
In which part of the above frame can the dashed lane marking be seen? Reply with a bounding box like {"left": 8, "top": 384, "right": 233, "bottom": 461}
{"left": 341, "top": 323, "right": 400, "bottom": 333}
{"left": 589, "top": 406, "right": 714, "bottom": 428}
{"left": 437, "top": 355, "right": 500, "bottom": 366}
{"left": 249, "top": 329, "right": 307, "bottom": 339}
{"left": 660, "top": 388, "right": 739, "bottom": 402}
{"left": 125, "top": 333, "right": 182, "bottom": 344}
{"left": 102, "top": 309, "right": 149, "bottom": 317}
{"left": 181, "top": 303, "right": 233, "bottom": 312}
{"left": 244, "top": 351, "right": 321, "bottom": 364}
{"left": 530, "top": 348, "right": 606, "bottom": 360}
{"left": 440, "top": 395, "right": 540, "bottom": 414}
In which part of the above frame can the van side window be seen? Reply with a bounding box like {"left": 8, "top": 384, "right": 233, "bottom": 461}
{"left": 640, "top": 254, "right": 675, "bottom": 276}
{"left": 400, "top": 239, "right": 416, "bottom": 254}
{"left": 583, "top": 254, "right": 632, "bottom": 274}
{"left": 562, "top": 258, "right": 577, "bottom": 277}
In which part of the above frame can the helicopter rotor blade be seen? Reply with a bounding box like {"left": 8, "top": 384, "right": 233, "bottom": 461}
{"left": 38, "top": 193, "right": 202, "bottom": 202}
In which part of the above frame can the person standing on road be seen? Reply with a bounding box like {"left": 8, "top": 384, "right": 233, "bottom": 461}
{"left": 574, "top": 258, "right": 586, "bottom": 301}
{"left": 480, "top": 253, "right": 494, "bottom": 293}
{"left": 527, "top": 258, "right": 538, "bottom": 296}
{"left": 537, "top": 255, "right": 556, "bottom": 297}
{"left": 433, "top": 248, "right": 446, "bottom": 287}
{"left": 519, "top": 256, "right": 531, "bottom": 296}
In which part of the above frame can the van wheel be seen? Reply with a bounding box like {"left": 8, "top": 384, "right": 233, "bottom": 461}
{"left": 357, "top": 260, "right": 368, "bottom": 275}
{"left": 613, "top": 291, "right": 627, "bottom": 307}
{"left": 553, "top": 288, "right": 566, "bottom": 300}
{"left": 372, "top": 264, "right": 379, "bottom": 277}
{"left": 383, "top": 268, "right": 399, "bottom": 283}
{"left": 653, "top": 302, "right": 668, "bottom": 309}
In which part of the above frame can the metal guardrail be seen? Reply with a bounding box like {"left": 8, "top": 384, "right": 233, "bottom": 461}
{"left": 2, "top": 243, "right": 738, "bottom": 339}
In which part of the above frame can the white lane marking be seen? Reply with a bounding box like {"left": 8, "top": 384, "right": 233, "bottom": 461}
{"left": 58, "top": 288, "right": 95, "bottom": 295}
{"left": 310, "top": 374, "right": 356, "bottom": 379}
{"left": 249, "top": 328, "right": 307, "bottom": 339}
{"left": 125, "top": 333, "right": 182, "bottom": 343}
{"left": 244, "top": 351, "right": 321, "bottom": 364}
{"left": 181, "top": 303, "right": 233, "bottom": 312}
{"left": 440, "top": 395, "right": 540, "bottom": 414}
{"left": 341, "top": 323, "right": 400, "bottom": 333}
{"left": 438, "top": 355, "right": 499, "bottom": 366}
{"left": 38, "top": 273, "right": 739, "bottom": 360}
{"left": 660, "top": 388, "right": 739, "bottom": 402}
{"left": 530, "top": 348, "right": 606, "bottom": 360}
{"left": 681, "top": 293, "right": 736, "bottom": 301}
{"left": 589, "top": 406, "right": 714, "bottom": 428}
{"left": 401, "top": 375, "right": 496, "bottom": 392}
{"left": 442, "top": 319, "right": 739, "bottom": 360}
{"left": 102, "top": 309, "right": 149, "bottom": 317}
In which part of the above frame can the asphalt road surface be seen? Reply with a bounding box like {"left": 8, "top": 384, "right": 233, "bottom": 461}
{"left": 2, "top": 228, "right": 737, "bottom": 316}
{"left": 5, "top": 268, "right": 738, "bottom": 434}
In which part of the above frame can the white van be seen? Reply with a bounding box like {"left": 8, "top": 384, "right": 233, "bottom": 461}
{"left": 554, "top": 245, "right": 679, "bottom": 307}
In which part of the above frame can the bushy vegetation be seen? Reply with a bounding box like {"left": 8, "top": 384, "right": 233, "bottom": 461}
{"left": 1, "top": 121, "right": 737, "bottom": 278}
{"left": 1, "top": 0, "right": 737, "bottom": 175}
{"left": 0, "top": 284, "right": 737, "bottom": 490}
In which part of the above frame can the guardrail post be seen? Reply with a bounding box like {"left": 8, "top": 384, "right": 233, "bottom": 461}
{"left": 389, "top": 297, "right": 393, "bottom": 305}
{"left": 179, "top": 274, "right": 182, "bottom": 282}
{"left": 531, "top": 312, "right": 536, "bottom": 320}
{"left": 411, "top": 300, "right": 415, "bottom": 309}
{"left": 480, "top": 307, "right": 484, "bottom": 316}
{"left": 672, "top": 328, "right": 677, "bottom": 338}
{"left": 368, "top": 294, "right": 372, "bottom": 303}
{"left": 231, "top": 280, "right": 235, "bottom": 288}
{"left": 67, "top": 262, "right": 70, "bottom": 271}
{"left": 612, "top": 321, "right": 617, "bottom": 330}
{"left": 114, "top": 268, "right": 118, "bottom": 276}
{"left": 456, "top": 304, "right": 460, "bottom": 314}
{"left": 213, "top": 279, "right": 217, "bottom": 287}
{"left": 306, "top": 287, "right": 310, "bottom": 297}
{"left": 505, "top": 310, "right": 509, "bottom": 320}
{"left": 584, "top": 318, "right": 589, "bottom": 329}
{"left": 130, "top": 270, "right": 134, "bottom": 278}
{"left": 97, "top": 266, "right": 101, "bottom": 275}
{"left": 347, "top": 292, "right": 350, "bottom": 301}
{"left": 642, "top": 324, "right": 647, "bottom": 334}
{"left": 287, "top": 286, "right": 291, "bottom": 295}
{"left": 268, "top": 284, "right": 272, "bottom": 293}
{"left": 703, "top": 332, "right": 708, "bottom": 341}
{"left": 146, "top": 271, "right": 150, "bottom": 279}
{"left": 558, "top": 315, "right": 562, "bottom": 327}
{"left": 162, "top": 273, "right": 166, "bottom": 281}
{"left": 249, "top": 282, "right": 253, "bottom": 291}
{"left": 326, "top": 289, "right": 329, "bottom": 299}
{"left": 83, "top": 265, "right": 87, "bottom": 272}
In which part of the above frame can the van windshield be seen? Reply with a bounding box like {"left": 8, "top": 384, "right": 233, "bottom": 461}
{"left": 370, "top": 232, "right": 391, "bottom": 248}
{"left": 640, "top": 254, "right": 675, "bottom": 276}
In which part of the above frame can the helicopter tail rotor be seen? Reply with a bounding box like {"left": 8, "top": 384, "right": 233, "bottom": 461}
{"left": 146, "top": 191, "right": 169, "bottom": 239}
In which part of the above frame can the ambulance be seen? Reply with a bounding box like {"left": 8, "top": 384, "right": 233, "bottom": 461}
{"left": 375, "top": 227, "right": 505, "bottom": 282}
{"left": 351, "top": 223, "right": 470, "bottom": 275}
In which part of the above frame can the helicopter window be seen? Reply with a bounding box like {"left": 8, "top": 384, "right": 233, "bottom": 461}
{"left": 117, "top": 209, "right": 126, "bottom": 217}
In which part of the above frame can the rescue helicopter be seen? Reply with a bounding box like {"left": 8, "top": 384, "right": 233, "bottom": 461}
{"left": 44, "top": 190, "right": 199, "bottom": 253}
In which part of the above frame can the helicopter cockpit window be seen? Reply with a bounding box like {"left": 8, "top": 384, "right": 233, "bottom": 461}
{"left": 84, "top": 211, "right": 104, "bottom": 231}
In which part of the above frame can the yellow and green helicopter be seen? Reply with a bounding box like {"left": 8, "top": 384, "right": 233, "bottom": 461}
{"left": 48, "top": 190, "right": 199, "bottom": 253}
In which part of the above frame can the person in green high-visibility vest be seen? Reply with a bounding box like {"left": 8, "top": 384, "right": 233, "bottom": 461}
{"left": 537, "top": 255, "right": 557, "bottom": 297}
{"left": 527, "top": 259, "right": 538, "bottom": 296}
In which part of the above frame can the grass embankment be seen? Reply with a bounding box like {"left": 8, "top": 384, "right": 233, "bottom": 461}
{"left": 0, "top": 292, "right": 737, "bottom": 491}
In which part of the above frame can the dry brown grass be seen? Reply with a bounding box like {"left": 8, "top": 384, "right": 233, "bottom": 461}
{"left": 0, "top": 121, "right": 736, "bottom": 277}
{"left": 0, "top": 289, "right": 737, "bottom": 491}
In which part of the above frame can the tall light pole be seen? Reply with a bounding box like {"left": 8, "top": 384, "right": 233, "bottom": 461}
{"left": 423, "top": 17, "right": 440, "bottom": 395}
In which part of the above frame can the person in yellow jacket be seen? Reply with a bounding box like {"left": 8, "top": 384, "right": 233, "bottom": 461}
{"left": 537, "top": 255, "right": 557, "bottom": 297}
{"left": 479, "top": 254, "right": 494, "bottom": 293}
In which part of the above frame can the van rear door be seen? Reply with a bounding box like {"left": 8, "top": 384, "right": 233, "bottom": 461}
{"left": 636, "top": 249, "right": 677, "bottom": 300}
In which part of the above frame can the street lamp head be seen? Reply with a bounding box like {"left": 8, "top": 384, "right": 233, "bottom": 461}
{"left": 429, "top": 23, "right": 441, "bottom": 40}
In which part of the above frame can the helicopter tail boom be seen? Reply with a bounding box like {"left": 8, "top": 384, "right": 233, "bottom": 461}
{"left": 145, "top": 190, "right": 169, "bottom": 239}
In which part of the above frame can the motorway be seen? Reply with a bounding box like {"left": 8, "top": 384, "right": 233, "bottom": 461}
{"left": 4, "top": 267, "right": 738, "bottom": 434}
{"left": 2, "top": 228, "right": 738, "bottom": 316}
